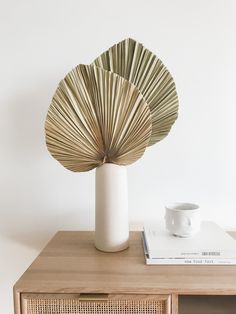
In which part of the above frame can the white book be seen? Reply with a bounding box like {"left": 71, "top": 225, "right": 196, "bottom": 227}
{"left": 143, "top": 221, "right": 236, "bottom": 259}
{"left": 145, "top": 257, "right": 236, "bottom": 265}
{"left": 142, "top": 232, "right": 236, "bottom": 265}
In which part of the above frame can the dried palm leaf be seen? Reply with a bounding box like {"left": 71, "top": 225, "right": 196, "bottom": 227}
{"left": 45, "top": 65, "right": 152, "bottom": 172}
{"left": 92, "top": 38, "right": 179, "bottom": 146}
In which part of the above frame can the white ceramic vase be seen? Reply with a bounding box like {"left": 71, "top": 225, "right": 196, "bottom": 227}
{"left": 95, "top": 163, "right": 129, "bottom": 252}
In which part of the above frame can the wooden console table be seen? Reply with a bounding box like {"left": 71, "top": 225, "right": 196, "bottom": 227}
{"left": 14, "top": 231, "right": 236, "bottom": 314}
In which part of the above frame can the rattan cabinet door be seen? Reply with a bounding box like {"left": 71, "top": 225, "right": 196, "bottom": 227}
{"left": 21, "top": 294, "right": 171, "bottom": 314}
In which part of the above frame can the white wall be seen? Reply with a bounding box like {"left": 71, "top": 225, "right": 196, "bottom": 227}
{"left": 1, "top": 0, "right": 236, "bottom": 312}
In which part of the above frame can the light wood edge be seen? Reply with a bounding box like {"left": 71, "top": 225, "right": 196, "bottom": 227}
{"left": 166, "top": 295, "right": 172, "bottom": 314}
{"left": 21, "top": 295, "right": 27, "bottom": 314}
{"left": 13, "top": 287, "right": 21, "bottom": 314}
{"left": 16, "top": 286, "right": 236, "bottom": 296}
{"left": 171, "top": 294, "right": 178, "bottom": 314}
{"left": 21, "top": 293, "right": 170, "bottom": 301}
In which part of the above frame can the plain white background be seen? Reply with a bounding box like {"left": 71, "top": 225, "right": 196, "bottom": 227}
{"left": 1, "top": 0, "right": 236, "bottom": 312}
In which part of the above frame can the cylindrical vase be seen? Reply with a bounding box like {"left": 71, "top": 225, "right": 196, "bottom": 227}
{"left": 95, "top": 163, "right": 129, "bottom": 252}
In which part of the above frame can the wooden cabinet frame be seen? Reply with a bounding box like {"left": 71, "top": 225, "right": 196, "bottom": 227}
{"left": 14, "top": 231, "right": 236, "bottom": 314}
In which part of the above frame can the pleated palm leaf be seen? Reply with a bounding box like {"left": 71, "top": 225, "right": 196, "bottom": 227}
{"left": 92, "top": 38, "right": 178, "bottom": 146}
{"left": 45, "top": 64, "right": 152, "bottom": 172}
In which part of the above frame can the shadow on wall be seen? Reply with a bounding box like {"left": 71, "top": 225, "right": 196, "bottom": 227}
{"left": 0, "top": 208, "right": 94, "bottom": 251}
{"left": 0, "top": 82, "right": 94, "bottom": 251}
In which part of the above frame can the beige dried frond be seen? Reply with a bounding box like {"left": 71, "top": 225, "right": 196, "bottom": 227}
{"left": 45, "top": 65, "right": 152, "bottom": 172}
{"left": 92, "top": 38, "right": 179, "bottom": 146}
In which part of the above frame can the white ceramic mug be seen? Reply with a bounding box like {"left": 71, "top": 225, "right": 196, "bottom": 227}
{"left": 165, "top": 202, "right": 200, "bottom": 237}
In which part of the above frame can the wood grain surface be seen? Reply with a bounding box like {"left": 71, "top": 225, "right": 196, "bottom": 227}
{"left": 14, "top": 231, "right": 236, "bottom": 295}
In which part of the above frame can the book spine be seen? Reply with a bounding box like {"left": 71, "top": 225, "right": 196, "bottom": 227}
{"left": 148, "top": 249, "right": 234, "bottom": 259}
{"left": 146, "top": 258, "right": 236, "bottom": 265}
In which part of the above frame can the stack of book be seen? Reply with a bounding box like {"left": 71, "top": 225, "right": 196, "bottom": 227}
{"left": 142, "top": 221, "right": 236, "bottom": 265}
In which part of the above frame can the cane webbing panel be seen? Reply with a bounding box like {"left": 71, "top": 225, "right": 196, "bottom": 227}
{"left": 26, "top": 296, "right": 167, "bottom": 314}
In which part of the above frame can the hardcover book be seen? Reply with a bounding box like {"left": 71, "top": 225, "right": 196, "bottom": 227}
{"left": 143, "top": 221, "right": 236, "bottom": 264}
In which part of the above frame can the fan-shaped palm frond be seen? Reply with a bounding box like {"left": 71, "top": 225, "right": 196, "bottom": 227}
{"left": 45, "top": 65, "right": 152, "bottom": 172}
{"left": 92, "top": 38, "right": 178, "bottom": 146}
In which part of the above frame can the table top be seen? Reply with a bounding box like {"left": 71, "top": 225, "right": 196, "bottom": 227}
{"left": 14, "top": 231, "right": 236, "bottom": 295}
